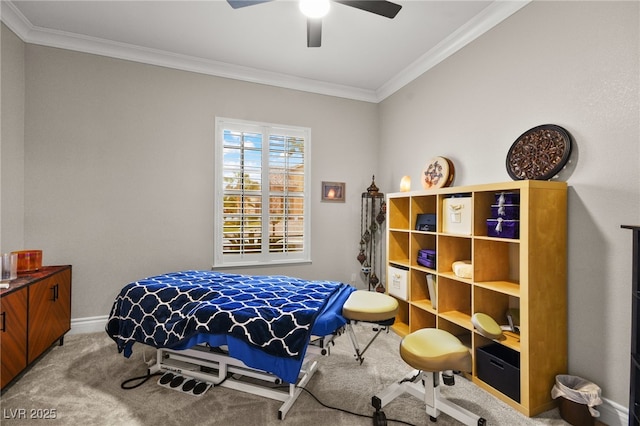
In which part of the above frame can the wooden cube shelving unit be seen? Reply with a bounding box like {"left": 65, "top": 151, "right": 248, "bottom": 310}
{"left": 386, "top": 180, "right": 567, "bottom": 417}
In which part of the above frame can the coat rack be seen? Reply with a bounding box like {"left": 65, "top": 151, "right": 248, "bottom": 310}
{"left": 357, "top": 176, "right": 386, "bottom": 292}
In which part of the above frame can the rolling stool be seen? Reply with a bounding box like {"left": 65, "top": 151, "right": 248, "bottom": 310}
{"left": 372, "top": 312, "right": 505, "bottom": 426}
{"left": 342, "top": 290, "right": 399, "bottom": 364}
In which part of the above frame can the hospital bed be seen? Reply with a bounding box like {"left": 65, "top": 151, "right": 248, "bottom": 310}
{"left": 106, "top": 270, "right": 398, "bottom": 419}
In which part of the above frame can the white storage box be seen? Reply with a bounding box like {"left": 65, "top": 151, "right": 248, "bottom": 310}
{"left": 388, "top": 265, "right": 409, "bottom": 300}
{"left": 442, "top": 196, "right": 472, "bottom": 235}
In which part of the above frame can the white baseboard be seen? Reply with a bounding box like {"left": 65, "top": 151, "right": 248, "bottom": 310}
{"left": 68, "top": 315, "right": 631, "bottom": 425}
{"left": 69, "top": 315, "right": 108, "bottom": 335}
{"left": 598, "top": 397, "right": 629, "bottom": 426}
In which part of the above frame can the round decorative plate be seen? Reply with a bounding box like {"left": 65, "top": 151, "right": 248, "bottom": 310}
{"left": 506, "top": 124, "right": 572, "bottom": 180}
{"left": 422, "top": 156, "right": 455, "bottom": 189}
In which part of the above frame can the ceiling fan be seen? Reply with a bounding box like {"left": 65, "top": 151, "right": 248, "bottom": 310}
{"left": 227, "top": 0, "right": 402, "bottom": 47}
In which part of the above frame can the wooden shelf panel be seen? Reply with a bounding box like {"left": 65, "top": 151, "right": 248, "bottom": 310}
{"left": 439, "top": 310, "right": 472, "bottom": 330}
{"left": 388, "top": 259, "right": 410, "bottom": 269}
{"left": 438, "top": 271, "right": 473, "bottom": 285}
{"left": 411, "top": 299, "right": 436, "bottom": 314}
{"left": 475, "top": 280, "right": 520, "bottom": 297}
{"left": 391, "top": 322, "right": 410, "bottom": 337}
{"left": 475, "top": 235, "right": 521, "bottom": 243}
{"left": 412, "top": 264, "right": 437, "bottom": 274}
{"left": 474, "top": 328, "right": 521, "bottom": 353}
{"left": 501, "top": 331, "right": 522, "bottom": 352}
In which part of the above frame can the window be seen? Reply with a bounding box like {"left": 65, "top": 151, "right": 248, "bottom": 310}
{"left": 214, "top": 117, "right": 310, "bottom": 267}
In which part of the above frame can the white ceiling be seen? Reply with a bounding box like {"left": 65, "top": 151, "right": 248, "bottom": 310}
{"left": 2, "top": 0, "right": 530, "bottom": 102}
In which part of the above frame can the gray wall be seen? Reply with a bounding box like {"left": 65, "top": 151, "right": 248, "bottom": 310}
{"left": 1, "top": 23, "right": 25, "bottom": 251}
{"left": 377, "top": 1, "right": 639, "bottom": 409}
{"left": 5, "top": 32, "right": 380, "bottom": 319}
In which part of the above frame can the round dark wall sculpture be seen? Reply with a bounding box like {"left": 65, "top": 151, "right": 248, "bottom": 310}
{"left": 506, "top": 124, "right": 572, "bottom": 180}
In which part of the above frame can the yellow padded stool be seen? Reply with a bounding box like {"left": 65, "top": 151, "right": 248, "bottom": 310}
{"left": 400, "top": 329, "right": 472, "bottom": 373}
{"left": 342, "top": 290, "right": 399, "bottom": 323}
{"left": 341, "top": 290, "right": 399, "bottom": 364}
{"left": 372, "top": 327, "right": 487, "bottom": 426}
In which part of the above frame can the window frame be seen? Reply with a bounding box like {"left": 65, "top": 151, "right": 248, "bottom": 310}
{"left": 214, "top": 117, "right": 311, "bottom": 268}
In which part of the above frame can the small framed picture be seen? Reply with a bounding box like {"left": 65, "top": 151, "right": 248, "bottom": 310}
{"left": 321, "top": 181, "right": 345, "bottom": 202}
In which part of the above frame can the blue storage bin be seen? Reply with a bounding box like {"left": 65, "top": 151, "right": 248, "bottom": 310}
{"left": 491, "top": 204, "right": 520, "bottom": 220}
{"left": 417, "top": 249, "right": 436, "bottom": 269}
{"left": 487, "top": 218, "right": 519, "bottom": 239}
{"left": 494, "top": 192, "right": 520, "bottom": 205}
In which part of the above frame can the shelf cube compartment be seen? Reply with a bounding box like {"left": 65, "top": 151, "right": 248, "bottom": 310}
{"left": 437, "top": 276, "right": 471, "bottom": 328}
{"left": 388, "top": 197, "right": 410, "bottom": 229}
{"left": 438, "top": 318, "right": 472, "bottom": 349}
{"left": 410, "top": 269, "right": 429, "bottom": 299}
{"left": 473, "top": 286, "right": 514, "bottom": 324}
{"left": 388, "top": 230, "right": 410, "bottom": 264}
{"left": 476, "top": 343, "right": 521, "bottom": 402}
{"left": 487, "top": 219, "right": 520, "bottom": 239}
{"left": 411, "top": 233, "right": 436, "bottom": 269}
{"left": 388, "top": 264, "right": 409, "bottom": 301}
{"left": 438, "top": 235, "right": 472, "bottom": 276}
{"left": 412, "top": 195, "right": 437, "bottom": 227}
{"left": 410, "top": 305, "right": 436, "bottom": 332}
{"left": 442, "top": 196, "right": 472, "bottom": 235}
{"left": 473, "top": 239, "right": 519, "bottom": 285}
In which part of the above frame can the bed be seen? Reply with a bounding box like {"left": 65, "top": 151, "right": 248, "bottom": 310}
{"left": 106, "top": 270, "right": 397, "bottom": 419}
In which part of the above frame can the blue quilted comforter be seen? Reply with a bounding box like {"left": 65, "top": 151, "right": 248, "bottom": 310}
{"left": 106, "top": 270, "right": 355, "bottom": 382}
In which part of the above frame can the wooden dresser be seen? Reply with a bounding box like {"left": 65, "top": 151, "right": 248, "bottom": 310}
{"left": 0, "top": 265, "right": 72, "bottom": 390}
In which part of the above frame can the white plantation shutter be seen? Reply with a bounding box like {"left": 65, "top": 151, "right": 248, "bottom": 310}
{"left": 215, "top": 118, "right": 310, "bottom": 267}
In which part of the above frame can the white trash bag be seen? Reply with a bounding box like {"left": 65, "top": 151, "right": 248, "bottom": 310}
{"left": 551, "top": 374, "right": 603, "bottom": 417}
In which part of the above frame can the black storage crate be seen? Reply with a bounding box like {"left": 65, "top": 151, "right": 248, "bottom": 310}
{"left": 476, "top": 343, "right": 521, "bottom": 402}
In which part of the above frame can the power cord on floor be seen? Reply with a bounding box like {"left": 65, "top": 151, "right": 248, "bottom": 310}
{"left": 295, "top": 385, "right": 417, "bottom": 426}
{"left": 120, "top": 371, "right": 163, "bottom": 390}
{"left": 119, "top": 369, "right": 415, "bottom": 425}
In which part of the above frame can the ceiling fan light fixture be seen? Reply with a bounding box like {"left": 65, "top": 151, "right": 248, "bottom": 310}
{"left": 299, "top": 0, "right": 330, "bottom": 18}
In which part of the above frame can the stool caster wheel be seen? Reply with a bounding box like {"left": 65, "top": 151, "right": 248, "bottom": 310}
{"left": 372, "top": 409, "right": 387, "bottom": 426}
{"left": 429, "top": 415, "right": 437, "bottom": 422}
{"left": 478, "top": 418, "right": 487, "bottom": 425}
{"left": 442, "top": 372, "right": 455, "bottom": 386}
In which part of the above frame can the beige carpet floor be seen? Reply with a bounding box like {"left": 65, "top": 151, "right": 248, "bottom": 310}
{"left": 1, "top": 324, "right": 573, "bottom": 425}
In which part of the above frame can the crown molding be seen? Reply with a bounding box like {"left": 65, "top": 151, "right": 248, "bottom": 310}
{"left": 375, "top": 0, "right": 531, "bottom": 102}
{"left": 2, "top": 0, "right": 530, "bottom": 104}
{"left": 0, "top": 1, "right": 379, "bottom": 102}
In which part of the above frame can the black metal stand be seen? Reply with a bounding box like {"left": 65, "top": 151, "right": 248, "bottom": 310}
{"left": 622, "top": 225, "right": 640, "bottom": 426}
{"left": 358, "top": 176, "right": 385, "bottom": 292}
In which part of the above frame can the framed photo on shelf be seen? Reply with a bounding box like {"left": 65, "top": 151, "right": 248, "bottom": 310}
{"left": 321, "top": 181, "right": 345, "bottom": 202}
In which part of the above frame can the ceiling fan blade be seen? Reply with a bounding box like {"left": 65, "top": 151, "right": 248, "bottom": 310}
{"left": 227, "top": 0, "right": 273, "bottom": 9}
{"left": 307, "top": 18, "right": 322, "bottom": 48}
{"left": 334, "top": 1, "right": 402, "bottom": 19}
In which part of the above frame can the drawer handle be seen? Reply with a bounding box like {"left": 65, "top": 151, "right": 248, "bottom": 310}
{"left": 1, "top": 311, "right": 5, "bottom": 332}
{"left": 489, "top": 359, "right": 505, "bottom": 370}
{"left": 50, "top": 284, "right": 59, "bottom": 302}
